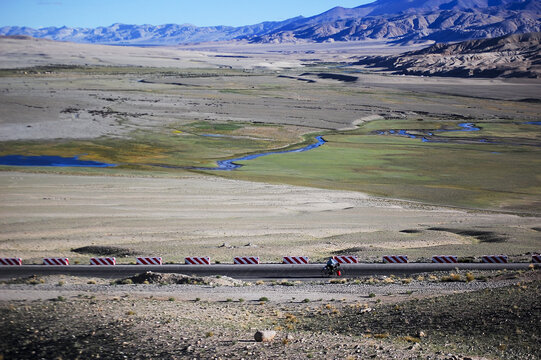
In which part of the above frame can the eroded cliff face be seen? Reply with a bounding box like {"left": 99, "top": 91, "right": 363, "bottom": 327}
{"left": 354, "top": 31, "right": 541, "bottom": 78}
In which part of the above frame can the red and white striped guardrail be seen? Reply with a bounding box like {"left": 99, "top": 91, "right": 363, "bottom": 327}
{"left": 136, "top": 257, "right": 163, "bottom": 265}
{"left": 283, "top": 256, "right": 309, "bottom": 264}
{"left": 2, "top": 254, "right": 533, "bottom": 266}
{"left": 234, "top": 256, "right": 260, "bottom": 265}
{"left": 90, "top": 257, "right": 116, "bottom": 265}
{"left": 185, "top": 257, "right": 211, "bottom": 265}
{"left": 482, "top": 255, "right": 508, "bottom": 263}
{"left": 383, "top": 255, "right": 408, "bottom": 264}
{"left": 333, "top": 255, "right": 358, "bottom": 264}
{"left": 431, "top": 255, "right": 458, "bottom": 264}
{"left": 43, "top": 258, "right": 69, "bottom": 265}
{"left": 0, "top": 258, "right": 22, "bottom": 266}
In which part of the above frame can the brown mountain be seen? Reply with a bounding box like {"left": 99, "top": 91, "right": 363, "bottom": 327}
{"left": 248, "top": 0, "right": 541, "bottom": 44}
{"left": 1, "top": 0, "right": 539, "bottom": 45}
{"left": 354, "top": 31, "right": 541, "bottom": 77}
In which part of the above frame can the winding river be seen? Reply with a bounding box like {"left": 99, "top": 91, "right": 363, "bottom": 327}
{"left": 375, "top": 121, "right": 541, "bottom": 146}
{"left": 376, "top": 122, "right": 483, "bottom": 143}
{"left": 0, "top": 136, "right": 326, "bottom": 170}
{"left": 194, "top": 135, "right": 327, "bottom": 171}
{"left": 1, "top": 121, "right": 537, "bottom": 169}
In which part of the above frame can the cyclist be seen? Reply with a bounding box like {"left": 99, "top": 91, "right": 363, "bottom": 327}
{"left": 326, "top": 257, "right": 340, "bottom": 274}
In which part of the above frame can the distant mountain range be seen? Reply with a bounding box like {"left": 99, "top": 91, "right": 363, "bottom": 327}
{"left": 354, "top": 31, "right": 541, "bottom": 77}
{"left": 1, "top": 0, "right": 540, "bottom": 45}
{"left": 0, "top": 18, "right": 303, "bottom": 46}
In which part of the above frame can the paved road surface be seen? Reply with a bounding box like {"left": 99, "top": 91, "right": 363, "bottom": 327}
{"left": 0, "top": 263, "right": 536, "bottom": 280}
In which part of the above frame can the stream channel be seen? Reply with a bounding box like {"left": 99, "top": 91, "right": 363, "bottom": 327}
{"left": 0, "top": 136, "right": 327, "bottom": 170}
{"left": 2, "top": 121, "right": 538, "bottom": 169}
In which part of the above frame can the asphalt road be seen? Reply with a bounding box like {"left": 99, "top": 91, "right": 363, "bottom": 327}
{"left": 0, "top": 263, "right": 537, "bottom": 280}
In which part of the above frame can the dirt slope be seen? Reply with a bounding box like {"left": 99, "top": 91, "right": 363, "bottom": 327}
{"left": 355, "top": 31, "right": 541, "bottom": 78}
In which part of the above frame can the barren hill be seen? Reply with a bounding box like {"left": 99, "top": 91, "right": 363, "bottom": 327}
{"left": 1, "top": 0, "right": 539, "bottom": 45}
{"left": 354, "top": 31, "right": 541, "bottom": 77}
{"left": 247, "top": 0, "right": 541, "bottom": 44}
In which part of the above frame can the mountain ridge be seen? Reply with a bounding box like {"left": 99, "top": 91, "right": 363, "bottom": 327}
{"left": 249, "top": 0, "right": 541, "bottom": 44}
{"left": 1, "top": 0, "right": 539, "bottom": 45}
{"left": 353, "top": 31, "right": 541, "bottom": 77}
{"left": 0, "top": 17, "right": 305, "bottom": 45}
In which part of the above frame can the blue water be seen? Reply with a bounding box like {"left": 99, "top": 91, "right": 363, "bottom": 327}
{"left": 0, "top": 155, "right": 116, "bottom": 168}
{"left": 524, "top": 121, "right": 541, "bottom": 125}
{"left": 398, "top": 130, "right": 416, "bottom": 139}
{"left": 201, "top": 134, "right": 227, "bottom": 137}
{"left": 377, "top": 123, "right": 483, "bottom": 143}
{"left": 450, "top": 123, "right": 480, "bottom": 132}
{"left": 195, "top": 135, "right": 327, "bottom": 171}
{"left": 1, "top": 136, "right": 325, "bottom": 171}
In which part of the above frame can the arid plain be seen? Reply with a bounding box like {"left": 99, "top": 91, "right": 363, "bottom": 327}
{"left": 0, "top": 36, "right": 540, "bottom": 263}
{"left": 1, "top": 36, "right": 540, "bottom": 359}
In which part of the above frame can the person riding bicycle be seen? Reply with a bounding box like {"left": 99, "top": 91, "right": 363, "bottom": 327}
{"left": 326, "top": 257, "right": 340, "bottom": 272}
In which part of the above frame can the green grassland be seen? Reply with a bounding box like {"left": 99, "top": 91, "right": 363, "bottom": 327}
{"left": 1, "top": 116, "right": 540, "bottom": 213}
{"left": 0, "top": 121, "right": 303, "bottom": 169}
{"left": 215, "top": 119, "right": 541, "bottom": 213}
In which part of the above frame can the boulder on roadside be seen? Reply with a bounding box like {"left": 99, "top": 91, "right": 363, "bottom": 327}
{"left": 254, "top": 330, "right": 276, "bottom": 342}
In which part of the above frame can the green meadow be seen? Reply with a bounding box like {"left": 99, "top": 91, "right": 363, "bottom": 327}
{"left": 225, "top": 134, "right": 540, "bottom": 212}
{"left": 213, "top": 119, "right": 541, "bottom": 213}
{"left": 0, "top": 121, "right": 299, "bottom": 169}
{"left": 1, "top": 118, "right": 540, "bottom": 213}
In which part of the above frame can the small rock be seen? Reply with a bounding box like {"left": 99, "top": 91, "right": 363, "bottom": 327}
{"left": 417, "top": 330, "right": 426, "bottom": 338}
{"left": 254, "top": 330, "right": 276, "bottom": 342}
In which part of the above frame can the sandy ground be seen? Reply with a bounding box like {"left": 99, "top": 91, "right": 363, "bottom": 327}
{"left": 1, "top": 68, "right": 539, "bottom": 142}
{"left": 1, "top": 37, "right": 540, "bottom": 142}
{"left": 1, "top": 171, "right": 539, "bottom": 264}
{"left": 0, "top": 37, "right": 416, "bottom": 69}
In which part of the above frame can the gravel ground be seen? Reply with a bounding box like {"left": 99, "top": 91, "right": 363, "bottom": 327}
{"left": 0, "top": 270, "right": 530, "bottom": 302}
{"left": 0, "top": 270, "right": 538, "bottom": 359}
{"left": 303, "top": 272, "right": 541, "bottom": 360}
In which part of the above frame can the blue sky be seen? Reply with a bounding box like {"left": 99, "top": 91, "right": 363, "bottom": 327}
{"left": 1, "top": 0, "right": 374, "bottom": 28}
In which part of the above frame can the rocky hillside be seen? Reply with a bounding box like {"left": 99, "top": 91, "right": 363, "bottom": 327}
{"left": 354, "top": 31, "right": 541, "bottom": 77}
{"left": 0, "top": 0, "right": 539, "bottom": 45}
{"left": 249, "top": 0, "right": 541, "bottom": 44}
